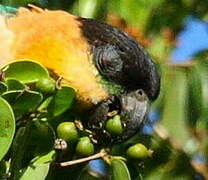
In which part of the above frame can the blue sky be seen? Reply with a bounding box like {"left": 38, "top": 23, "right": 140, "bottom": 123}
{"left": 170, "top": 16, "right": 208, "bottom": 63}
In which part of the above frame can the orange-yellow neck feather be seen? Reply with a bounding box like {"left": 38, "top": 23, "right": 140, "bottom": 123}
{"left": 2, "top": 8, "right": 109, "bottom": 107}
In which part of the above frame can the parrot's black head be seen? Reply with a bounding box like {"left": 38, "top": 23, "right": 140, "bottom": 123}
{"left": 78, "top": 17, "right": 160, "bottom": 143}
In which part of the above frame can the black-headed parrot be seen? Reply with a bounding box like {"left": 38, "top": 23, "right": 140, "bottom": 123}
{"left": 0, "top": 5, "right": 160, "bottom": 142}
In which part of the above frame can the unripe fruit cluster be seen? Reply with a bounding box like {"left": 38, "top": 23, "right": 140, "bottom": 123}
{"left": 56, "top": 122, "right": 94, "bottom": 156}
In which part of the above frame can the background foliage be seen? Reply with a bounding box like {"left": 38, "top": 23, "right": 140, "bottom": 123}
{"left": 1, "top": 0, "right": 208, "bottom": 179}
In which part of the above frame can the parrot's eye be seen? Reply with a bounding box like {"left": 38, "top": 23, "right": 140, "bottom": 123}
{"left": 134, "top": 89, "right": 147, "bottom": 101}
{"left": 136, "top": 89, "right": 143, "bottom": 95}
{"left": 93, "top": 44, "right": 124, "bottom": 82}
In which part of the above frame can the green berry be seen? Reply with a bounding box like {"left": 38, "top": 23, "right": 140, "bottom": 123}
{"left": 126, "top": 143, "right": 151, "bottom": 159}
{"left": 76, "top": 137, "right": 94, "bottom": 156}
{"left": 57, "top": 122, "right": 78, "bottom": 143}
{"left": 106, "top": 115, "right": 123, "bottom": 135}
{"left": 36, "top": 77, "right": 55, "bottom": 93}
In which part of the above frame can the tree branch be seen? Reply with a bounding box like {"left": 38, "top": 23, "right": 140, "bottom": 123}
{"left": 58, "top": 149, "right": 107, "bottom": 167}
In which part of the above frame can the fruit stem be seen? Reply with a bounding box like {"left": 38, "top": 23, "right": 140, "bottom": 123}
{"left": 58, "top": 149, "right": 108, "bottom": 167}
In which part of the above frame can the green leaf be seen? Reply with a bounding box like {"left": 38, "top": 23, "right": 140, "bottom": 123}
{"left": 0, "top": 160, "right": 7, "bottom": 178}
{"left": 2, "top": 60, "right": 49, "bottom": 84}
{"left": 5, "top": 79, "right": 26, "bottom": 91}
{"left": 31, "top": 120, "right": 55, "bottom": 155}
{"left": 110, "top": 158, "right": 131, "bottom": 180}
{"left": 48, "top": 86, "right": 75, "bottom": 117}
{"left": 160, "top": 68, "right": 190, "bottom": 146}
{"left": 20, "top": 150, "right": 56, "bottom": 180}
{"left": 75, "top": 0, "right": 98, "bottom": 18}
{"left": 144, "top": 166, "right": 165, "bottom": 180}
{"left": 148, "top": 35, "right": 172, "bottom": 61}
{"left": 10, "top": 127, "right": 26, "bottom": 179}
{"left": 0, "top": 97, "right": 15, "bottom": 161}
{"left": 108, "top": 0, "right": 164, "bottom": 31}
{"left": 2, "top": 90, "right": 43, "bottom": 117}
{"left": 10, "top": 121, "right": 33, "bottom": 179}
{"left": 2, "top": 0, "right": 40, "bottom": 7}
{"left": 1, "top": 90, "right": 22, "bottom": 102}
{"left": 0, "top": 82, "right": 8, "bottom": 95}
{"left": 37, "top": 96, "right": 53, "bottom": 111}
{"left": 189, "top": 63, "right": 208, "bottom": 120}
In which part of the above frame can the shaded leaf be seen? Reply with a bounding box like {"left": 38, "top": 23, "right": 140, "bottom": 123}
{"left": 5, "top": 79, "right": 26, "bottom": 91}
{"left": 0, "top": 82, "right": 7, "bottom": 95}
{"left": 0, "top": 97, "right": 15, "bottom": 160}
{"left": 2, "top": 90, "right": 43, "bottom": 117}
{"left": 31, "top": 120, "right": 55, "bottom": 155}
{"left": 189, "top": 63, "right": 208, "bottom": 121}
{"left": 1, "top": 90, "right": 22, "bottom": 102}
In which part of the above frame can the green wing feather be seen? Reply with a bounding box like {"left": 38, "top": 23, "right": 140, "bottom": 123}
{"left": 0, "top": 5, "right": 18, "bottom": 18}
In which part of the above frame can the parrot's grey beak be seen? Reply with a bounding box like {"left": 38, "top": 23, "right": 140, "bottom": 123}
{"left": 88, "top": 89, "right": 150, "bottom": 143}
{"left": 119, "top": 89, "right": 149, "bottom": 141}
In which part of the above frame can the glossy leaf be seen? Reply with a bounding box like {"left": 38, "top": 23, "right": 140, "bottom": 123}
{"left": 2, "top": 90, "right": 43, "bottom": 117}
{"left": 37, "top": 96, "right": 53, "bottom": 111}
{"left": 20, "top": 150, "right": 55, "bottom": 180}
{"left": 0, "top": 82, "right": 7, "bottom": 95}
{"left": 3, "top": 60, "right": 49, "bottom": 83}
{"left": 5, "top": 79, "right": 26, "bottom": 91}
{"left": 48, "top": 86, "right": 75, "bottom": 116}
{"left": 0, "top": 97, "right": 15, "bottom": 161}
{"left": 110, "top": 158, "right": 131, "bottom": 180}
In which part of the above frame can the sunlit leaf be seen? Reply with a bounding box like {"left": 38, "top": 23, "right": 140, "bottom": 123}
{"left": 37, "top": 96, "right": 53, "bottom": 111}
{"left": 20, "top": 150, "right": 56, "bottom": 180}
{"left": 0, "top": 97, "right": 15, "bottom": 160}
{"left": 2, "top": 60, "right": 49, "bottom": 84}
{"left": 75, "top": 0, "right": 99, "bottom": 18}
{"left": 108, "top": 0, "right": 164, "bottom": 31}
{"left": 110, "top": 158, "right": 131, "bottom": 180}
{"left": 160, "top": 68, "right": 190, "bottom": 146}
{"left": 48, "top": 86, "right": 75, "bottom": 117}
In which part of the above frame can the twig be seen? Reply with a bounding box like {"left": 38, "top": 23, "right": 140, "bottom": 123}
{"left": 166, "top": 62, "right": 196, "bottom": 68}
{"left": 58, "top": 149, "right": 107, "bottom": 167}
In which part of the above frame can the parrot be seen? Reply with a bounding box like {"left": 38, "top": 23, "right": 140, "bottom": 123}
{"left": 0, "top": 5, "right": 160, "bottom": 142}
